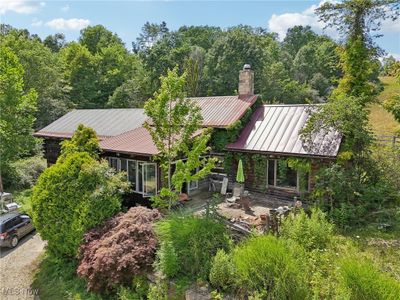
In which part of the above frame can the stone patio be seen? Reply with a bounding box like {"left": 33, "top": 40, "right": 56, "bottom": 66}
{"left": 182, "top": 187, "right": 296, "bottom": 221}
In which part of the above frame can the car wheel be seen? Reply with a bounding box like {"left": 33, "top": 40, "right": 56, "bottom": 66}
{"left": 10, "top": 236, "right": 18, "bottom": 248}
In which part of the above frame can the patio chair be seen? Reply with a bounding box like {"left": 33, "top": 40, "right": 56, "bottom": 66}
{"left": 226, "top": 185, "right": 242, "bottom": 204}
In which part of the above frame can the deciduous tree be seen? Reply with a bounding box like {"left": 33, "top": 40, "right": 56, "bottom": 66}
{"left": 0, "top": 46, "right": 37, "bottom": 192}
{"left": 144, "top": 68, "right": 216, "bottom": 209}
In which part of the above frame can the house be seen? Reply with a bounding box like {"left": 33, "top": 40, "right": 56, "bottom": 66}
{"left": 34, "top": 65, "right": 342, "bottom": 202}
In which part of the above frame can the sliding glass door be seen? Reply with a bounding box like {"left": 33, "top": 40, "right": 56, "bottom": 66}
{"left": 107, "top": 157, "right": 157, "bottom": 196}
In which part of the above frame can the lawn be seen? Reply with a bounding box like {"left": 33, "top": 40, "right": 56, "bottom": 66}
{"left": 369, "top": 76, "right": 400, "bottom": 135}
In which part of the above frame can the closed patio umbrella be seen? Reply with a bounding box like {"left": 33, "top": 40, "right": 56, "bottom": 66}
{"left": 236, "top": 159, "right": 245, "bottom": 183}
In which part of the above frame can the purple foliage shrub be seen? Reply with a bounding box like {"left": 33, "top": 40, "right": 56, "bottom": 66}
{"left": 77, "top": 206, "right": 162, "bottom": 292}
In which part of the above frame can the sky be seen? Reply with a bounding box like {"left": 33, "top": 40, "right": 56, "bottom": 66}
{"left": 1, "top": 0, "right": 399, "bottom": 58}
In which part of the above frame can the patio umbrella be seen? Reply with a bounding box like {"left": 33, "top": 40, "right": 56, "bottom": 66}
{"left": 236, "top": 159, "right": 245, "bottom": 183}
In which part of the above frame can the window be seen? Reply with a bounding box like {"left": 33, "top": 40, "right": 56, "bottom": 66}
{"left": 109, "top": 157, "right": 118, "bottom": 170}
{"left": 267, "top": 159, "right": 309, "bottom": 192}
{"left": 276, "top": 160, "right": 297, "bottom": 189}
{"left": 107, "top": 157, "right": 157, "bottom": 196}
{"left": 120, "top": 159, "right": 127, "bottom": 173}
{"left": 127, "top": 160, "right": 137, "bottom": 189}
{"left": 267, "top": 160, "right": 275, "bottom": 186}
{"left": 144, "top": 163, "right": 157, "bottom": 196}
{"left": 138, "top": 162, "right": 144, "bottom": 193}
{"left": 188, "top": 167, "right": 199, "bottom": 191}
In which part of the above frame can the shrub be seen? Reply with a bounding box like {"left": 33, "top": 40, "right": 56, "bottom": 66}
{"left": 32, "top": 152, "right": 128, "bottom": 257}
{"left": 280, "top": 208, "right": 334, "bottom": 251}
{"left": 232, "top": 235, "right": 309, "bottom": 299}
{"left": 155, "top": 241, "right": 179, "bottom": 278}
{"left": 117, "top": 276, "right": 149, "bottom": 300}
{"left": 77, "top": 207, "right": 161, "bottom": 292}
{"left": 209, "top": 249, "right": 236, "bottom": 291}
{"left": 339, "top": 257, "right": 400, "bottom": 300}
{"left": 147, "top": 281, "right": 168, "bottom": 300}
{"left": 155, "top": 215, "right": 231, "bottom": 280}
{"left": 8, "top": 156, "right": 46, "bottom": 189}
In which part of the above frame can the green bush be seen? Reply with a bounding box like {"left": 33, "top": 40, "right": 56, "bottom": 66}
{"left": 155, "top": 241, "right": 179, "bottom": 279}
{"left": 8, "top": 156, "right": 46, "bottom": 189}
{"left": 339, "top": 257, "right": 400, "bottom": 300}
{"left": 147, "top": 281, "right": 168, "bottom": 300}
{"left": 232, "top": 235, "right": 309, "bottom": 299}
{"left": 32, "top": 152, "right": 128, "bottom": 257}
{"left": 155, "top": 215, "right": 231, "bottom": 280}
{"left": 117, "top": 276, "right": 149, "bottom": 300}
{"left": 209, "top": 249, "right": 236, "bottom": 291}
{"left": 280, "top": 208, "right": 334, "bottom": 251}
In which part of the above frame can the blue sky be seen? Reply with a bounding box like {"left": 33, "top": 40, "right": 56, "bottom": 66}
{"left": 1, "top": 1, "right": 399, "bottom": 58}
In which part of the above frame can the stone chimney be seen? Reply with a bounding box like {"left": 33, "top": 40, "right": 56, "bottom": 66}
{"left": 238, "top": 64, "right": 254, "bottom": 97}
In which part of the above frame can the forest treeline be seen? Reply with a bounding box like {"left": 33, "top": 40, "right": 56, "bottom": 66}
{"left": 0, "top": 22, "right": 384, "bottom": 130}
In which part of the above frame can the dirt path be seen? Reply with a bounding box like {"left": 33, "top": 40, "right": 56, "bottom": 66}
{"left": 0, "top": 233, "right": 46, "bottom": 300}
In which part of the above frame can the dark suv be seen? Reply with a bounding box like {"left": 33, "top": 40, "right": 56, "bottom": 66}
{"left": 0, "top": 212, "right": 35, "bottom": 248}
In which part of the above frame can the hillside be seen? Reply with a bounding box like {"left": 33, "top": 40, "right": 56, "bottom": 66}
{"left": 369, "top": 76, "right": 400, "bottom": 135}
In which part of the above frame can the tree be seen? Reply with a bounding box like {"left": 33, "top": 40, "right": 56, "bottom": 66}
{"left": 43, "top": 33, "right": 66, "bottom": 52}
{"left": 317, "top": 0, "right": 399, "bottom": 104}
{"left": 133, "top": 21, "right": 169, "bottom": 52}
{"left": 60, "top": 42, "right": 97, "bottom": 108}
{"left": 144, "top": 68, "right": 216, "bottom": 209}
{"left": 283, "top": 25, "right": 318, "bottom": 57}
{"left": 79, "top": 25, "right": 124, "bottom": 54}
{"left": 184, "top": 46, "right": 205, "bottom": 97}
{"left": 0, "top": 46, "right": 37, "bottom": 192}
{"left": 31, "top": 126, "right": 128, "bottom": 257}
{"left": 1, "top": 28, "right": 70, "bottom": 129}
{"left": 204, "top": 26, "right": 278, "bottom": 96}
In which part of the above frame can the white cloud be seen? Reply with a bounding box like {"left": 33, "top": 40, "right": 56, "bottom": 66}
{"left": 45, "top": 18, "right": 90, "bottom": 31}
{"left": 387, "top": 53, "right": 400, "bottom": 61}
{"left": 31, "top": 18, "right": 43, "bottom": 27}
{"left": 268, "top": 2, "right": 334, "bottom": 41}
{"left": 61, "top": 5, "right": 69, "bottom": 12}
{"left": 268, "top": 1, "right": 399, "bottom": 41}
{"left": 0, "top": 0, "right": 44, "bottom": 15}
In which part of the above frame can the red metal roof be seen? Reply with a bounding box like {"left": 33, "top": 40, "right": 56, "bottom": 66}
{"left": 100, "top": 127, "right": 205, "bottom": 156}
{"left": 226, "top": 104, "right": 342, "bottom": 158}
{"left": 35, "top": 94, "right": 258, "bottom": 156}
{"left": 192, "top": 95, "right": 257, "bottom": 128}
{"left": 100, "top": 127, "right": 159, "bottom": 156}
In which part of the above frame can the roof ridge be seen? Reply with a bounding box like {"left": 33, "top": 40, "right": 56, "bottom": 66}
{"left": 262, "top": 103, "right": 321, "bottom": 107}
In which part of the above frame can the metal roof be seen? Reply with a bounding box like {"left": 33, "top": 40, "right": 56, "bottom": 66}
{"left": 35, "top": 95, "right": 257, "bottom": 140}
{"left": 34, "top": 109, "right": 147, "bottom": 139}
{"left": 192, "top": 95, "right": 257, "bottom": 128}
{"left": 100, "top": 127, "right": 205, "bottom": 156}
{"left": 100, "top": 127, "right": 159, "bottom": 156}
{"left": 226, "top": 104, "right": 342, "bottom": 158}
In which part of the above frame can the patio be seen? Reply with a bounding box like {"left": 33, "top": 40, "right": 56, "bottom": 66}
{"left": 181, "top": 187, "right": 297, "bottom": 233}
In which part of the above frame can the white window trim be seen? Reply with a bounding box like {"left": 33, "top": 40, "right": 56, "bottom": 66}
{"left": 106, "top": 157, "right": 157, "bottom": 197}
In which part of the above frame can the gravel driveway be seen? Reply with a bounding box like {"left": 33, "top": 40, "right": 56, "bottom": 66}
{"left": 0, "top": 232, "right": 46, "bottom": 300}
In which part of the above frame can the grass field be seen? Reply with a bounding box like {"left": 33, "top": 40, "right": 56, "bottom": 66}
{"left": 369, "top": 76, "right": 400, "bottom": 135}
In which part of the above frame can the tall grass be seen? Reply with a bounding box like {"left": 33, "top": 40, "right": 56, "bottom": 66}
{"left": 32, "top": 253, "right": 106, "bottom": 300}
{"left": 155, "top": 215, "right": 230, "bottom": 280}
{"left": 232, "top": 235, "right": 310, "bottom": 299}
{"left": 339, "top": 257, "right": 400, "bottom": 300}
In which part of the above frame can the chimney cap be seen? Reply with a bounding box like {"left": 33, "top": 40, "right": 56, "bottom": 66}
{"left": 243, "top": 64, "right": 251, "bottom": 70}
